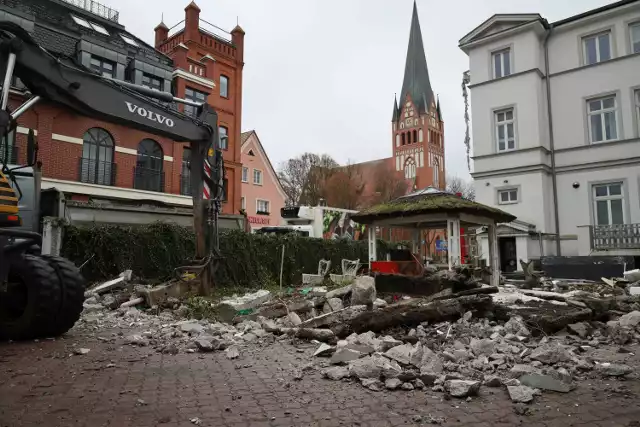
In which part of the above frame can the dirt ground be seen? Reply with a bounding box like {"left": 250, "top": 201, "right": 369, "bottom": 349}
{"left": 1, "top": 327, "right": 640, "bottom": 427}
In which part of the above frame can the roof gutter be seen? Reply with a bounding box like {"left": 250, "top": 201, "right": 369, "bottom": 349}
{"left": 543, "top": 21, "right": 561, "bottom": 256}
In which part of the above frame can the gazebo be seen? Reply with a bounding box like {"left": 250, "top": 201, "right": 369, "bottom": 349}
{"left": 351, "top": 187, "right": 516, "bottom": 287}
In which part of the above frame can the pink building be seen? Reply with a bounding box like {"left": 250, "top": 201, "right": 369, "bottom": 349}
{"left": 240, "top": 131, "right": 286, "bottom": 230}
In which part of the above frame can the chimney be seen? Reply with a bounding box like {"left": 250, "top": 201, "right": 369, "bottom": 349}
{"left": 154, "top": 21, "right": 168, "bottom": 48}
{"left": 231, "top": 25, "right": 245, "bottom": 64}
{"left": 184, "top": 1, "right": 201, "bottom": 42}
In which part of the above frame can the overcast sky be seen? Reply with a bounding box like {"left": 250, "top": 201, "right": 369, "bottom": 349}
{"left": 107, "top": 0, "right": 617, "bottom": 181}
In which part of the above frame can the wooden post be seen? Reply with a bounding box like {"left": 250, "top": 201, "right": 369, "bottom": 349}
{"left": 447, "top": 217, "right": 461, "bottom": 269}
{"left": 488, "top": 223, "right": 500, "bottom": 287}
{"left": 279, "top": 244, "right": 285, "bottom": 294}
{"left": 368, "top": 225, "right": 377, "bottom": 269}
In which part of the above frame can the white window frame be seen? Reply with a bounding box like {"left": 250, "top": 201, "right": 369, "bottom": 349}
{"left": 635, "top": 89, "right": 640, "bottom": 134}
{"left": 89, "top": 22, "right": 109, "bottom": 36}
{"left": 241, "top": 196, "right": 246, "bottom": 211}
{"left": 241, "top": 167, "right": 249, "bottom": 183}
{"left": 587, "top": 95, "right": 619, "bottom": 143}
{"left": 582, "top": 31, "right": 611, "bottom": 65}
{"left": 592, "top": 182, "right": 625, "bottom": 226}
{"left": 256, "top": 199, "right": 270, "bottom": 214}
{"left": 497, "top": 188, "right": 519, "bottom": 205}
{"left": 494, "top": 108, "right": 516, "bottom": 152}
{"left": 630, "top": 22, "right": 640, "bottom": 54}
{"left": 492, "top": 48, "right": 511, "bottom": 79}
{"left": 253, "top": 168, "right": 263, "bottom": 185}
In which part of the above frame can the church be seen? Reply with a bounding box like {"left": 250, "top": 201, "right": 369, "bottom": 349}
{"left": 354, "top": 1, "right": 445, "bottom": 205}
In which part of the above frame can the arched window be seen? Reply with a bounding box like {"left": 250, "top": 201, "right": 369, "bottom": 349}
{"left": 433, "top": 157, "right": 440, "bottom": 189}
{"left": 401, "top": 133, "right": 406, "bottom": 145}
{"left": 81, "top": 128, "right": 114, "bottom": 185}
{"left": 407, "top": 132, "right": 412, "bottom": 144}
{"left": 135, "top": 139, "right": 164, "bottom": 192}
{"left": 413, "top": 130, "right": 417, "bottom": 144}
{"left": 404, "top": 157, "right": 416, "bottom": 180}
{"left": 419, "top": 129, "right": 423, "bottom": 142}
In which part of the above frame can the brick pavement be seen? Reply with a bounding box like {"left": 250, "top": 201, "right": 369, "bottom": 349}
{"left": 1, "top": 331, "right": 639, "bottom": 427}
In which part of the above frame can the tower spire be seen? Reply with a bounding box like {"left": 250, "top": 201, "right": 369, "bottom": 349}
{"left": 392, "top": 93, "right": 399, "bottom": 122}
{"left": 399, "top": 0, "right": 434, "bottom": 115}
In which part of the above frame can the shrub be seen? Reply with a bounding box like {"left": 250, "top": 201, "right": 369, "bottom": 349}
{"left": 62, "top": 222, "right": 391, "bottom": 288}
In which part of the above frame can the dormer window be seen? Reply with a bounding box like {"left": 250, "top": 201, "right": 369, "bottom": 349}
{"left": 90, "top": 22, "right": 109, "bottom": 36}
{"left": 120, "top": 34, "right": 139, "bottom": 47}
{"left": 492, "top": 48, "right": 511, "bottom": 79}
{"left": 71, "top": 15, "right": 92, "bottom": 29}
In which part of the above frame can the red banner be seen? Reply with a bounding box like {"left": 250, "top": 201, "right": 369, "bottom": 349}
{"left": 248, "top": 216, "right": 270, "bottom": 225}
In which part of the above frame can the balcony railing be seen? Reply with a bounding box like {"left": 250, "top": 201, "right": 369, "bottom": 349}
{"left": 180, "top": 173, "right": 192, "bottom": 196}
{"left": 61, "top": 0, "right": 119, "bottom": 22}
{"left": 78, "top": 157, "right": 116, "bottom": 186}
{"left": 591, "top": 224, "right": 640, "bottom": 250}
{"left": 0, "top": 145, "right": 18, "bottom": 165}
{"left": 133, "top": 166, "right": 165, "bottom": 193}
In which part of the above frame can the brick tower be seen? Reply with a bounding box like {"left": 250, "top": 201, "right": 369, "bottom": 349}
{"left": 391, "top": 1, "right": 444, "bottom": 192}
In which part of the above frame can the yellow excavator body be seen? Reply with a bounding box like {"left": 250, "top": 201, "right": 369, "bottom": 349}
{"left": 0, "top": 170, "right": 21, "bottom": 226}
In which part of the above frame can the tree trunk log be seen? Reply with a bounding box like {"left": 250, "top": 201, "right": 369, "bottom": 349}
{"left": 347, "top": 294, "right": 494, "bottom": 334}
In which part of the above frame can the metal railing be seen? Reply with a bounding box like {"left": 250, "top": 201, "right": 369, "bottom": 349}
{"left": 591, "top": 223, "right": 640, "bottom": 250}
{"left": 0, "top": 145, "right": 18, "bottom": 165}
{"left": 61, "top": 0, "right": 119, "bottom": 22}
{"left": 180, "top": 173, "right": 192, "bottom": 196}
{"left": 78, "top": 157, "right": 116, "bottom": 186}
{"left": 133, "top": 166, "right": 165, "bottom": 193}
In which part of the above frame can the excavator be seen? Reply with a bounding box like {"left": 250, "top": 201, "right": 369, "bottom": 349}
{"left": 0, "top": 22, "right": 226, "bottom": 340}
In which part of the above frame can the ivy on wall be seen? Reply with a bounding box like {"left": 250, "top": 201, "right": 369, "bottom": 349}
{"left": 62, "top": 223, "right": 393, "bottom": 287}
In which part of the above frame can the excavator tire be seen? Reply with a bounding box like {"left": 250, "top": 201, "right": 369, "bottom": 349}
{"left": 0, "top": 254, "right": 62, "bottom": 340}
{"left": 41, "top": 255, "right": 86, "bottom": 337}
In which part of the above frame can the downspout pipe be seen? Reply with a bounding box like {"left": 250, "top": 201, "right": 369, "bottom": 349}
{"left": 544, "top": 22, "right": 562, "bottom": 256}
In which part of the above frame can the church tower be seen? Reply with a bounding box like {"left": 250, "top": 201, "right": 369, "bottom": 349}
{"left": 391, "top": 1, "right": 445, "bottom": 191}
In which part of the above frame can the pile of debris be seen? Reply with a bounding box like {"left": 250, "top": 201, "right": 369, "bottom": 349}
{"left": 77, "top": 266, "right": 640, "bottom": 410}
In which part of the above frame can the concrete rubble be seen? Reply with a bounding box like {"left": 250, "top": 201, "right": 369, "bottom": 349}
{"left": 77, "top": 268, "right": 640, "bottom": 411}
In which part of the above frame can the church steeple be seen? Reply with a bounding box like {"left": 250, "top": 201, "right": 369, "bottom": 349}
{"left": 399, "top": 1, "right": 434, "bottom": 116}
{"left": 392, "top": 94, "right": 399, "bottom": 122}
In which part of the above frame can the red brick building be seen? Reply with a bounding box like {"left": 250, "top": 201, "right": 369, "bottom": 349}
{"left": 1, "top": 0, "right": 244, "bottom": 226}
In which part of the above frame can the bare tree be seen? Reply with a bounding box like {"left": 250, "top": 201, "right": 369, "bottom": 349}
{"left": 324, "top": 161, "right": 366, "bottom": 210}
{"left": 277, "top": 153, "right": 338, "bottom": 206}
{"left": 369, "top": 161, "right": 408, "bottom": 206}
{"left": 446, "top": 174, "right": 475, "bottom": 200}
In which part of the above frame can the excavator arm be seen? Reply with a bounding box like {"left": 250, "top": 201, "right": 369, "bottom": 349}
{"left": 0, "top": 21, "right": 225, "bottom": 293}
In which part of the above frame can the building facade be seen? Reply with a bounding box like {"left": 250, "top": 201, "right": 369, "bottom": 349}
{"left": 0, "top": 0, "right": 244, "bottom": 227}
{"left": 459, "top": 0, "right": 640, "bottom": 270}
{"left": 240, "top": 131, "right": 286, "bottom": 230}
{"left": 154, "top": 2, "right": 245, "bottom": 216}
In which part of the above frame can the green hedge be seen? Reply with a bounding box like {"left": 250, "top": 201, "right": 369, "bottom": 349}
{"left": 62, "top": 223, "right": 393, "bottom": 287}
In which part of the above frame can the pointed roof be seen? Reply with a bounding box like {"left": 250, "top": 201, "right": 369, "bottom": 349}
{"left": 399, "top": 1, "right": 434, "bottom": 116}
{"left": 392, "top": 95, "right": 399, "bottom": 122}
{"left": 436, "top": 95, "right": 442, "bottom": 121}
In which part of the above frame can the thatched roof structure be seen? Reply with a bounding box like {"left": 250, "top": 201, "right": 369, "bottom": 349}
{"left": 352, "top": 187, "right": 516, "bottom": 225}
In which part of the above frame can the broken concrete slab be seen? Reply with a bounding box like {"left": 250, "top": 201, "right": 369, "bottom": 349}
{"left": 314, "top": 343, "right": 334, "bottom": 357}
{"left": 483, "top": 375, "right": 502, "bottom": 387}
{"left": 445, "top": 380, "right": 480, "bottom": 398}
{"left": 330, "top": 348, "right": 363, "bottom": 365}
{"left": 217, "top": 290, "right": 272, "bottom": 322}
{"left": 567, "top": 322, "right": 591, "bottom": 339}
{"left": 507, "top": 385, "right": 536, "bottom": 403}
{"left": 325, "top": 298, "right": 344, "bottom": 312}
{"left": 509, "top": 364, "right": 542, "bottom": 379}
{"left": 225, "top": 346, "right": 240, "bottom": 360}
{"left": 179, "top": 322, "right": 205, "bottom": 334}
{"left": 351, "top": 276, "right": 377, "bottom": 307}
{"left": 125, "top": 334, "right": 149, "bottom": 346}
{"left": 420, "top": 347, "right": 444, "bottom": 374}
{"left": 377, "top": 356, "right": 403, "bottom": 379}
{"left": 360, "top": 378, "right": 384, "bottom": 391}
{"left": 518, "top": 374, "right": 573, "bottom": 393}
{"left": 618, "top": 311, "right": 640, "bottom": 328}
{"left": 530, "top": 342, "right": 574, "bottom": 364}
{"left": 288, "top": 312, "right": 302, "bottom": 326}
{"left": 374, "top": 298, "right": 388, "bottom": 309}
{"left": 195, "top": 337, "right": 219, "bottom": 352}
{"left": 385, "top": 342, "right": 423, "bottom": 367}
{"left": 345, "top": 343, "right": 375, "bottom": 355}
{"left": 385, "top": 378, "right": 403, "bottom": 390}
{"left": 596, "top": 363, "right": 633, "bottom": 377}
{"left": 326, "top": 285, "right": 352, "bottom": 300}
{"left": 322, "top": 366, "right": 350, "bottom": 380}
{"left": 401, "top": 382, "right": 415, "bottom": 391}
{"left": 349, "top": 356, "right": 382, "bottom": 379}
{"left": 470, "top": 338, "right": 495, "bottom": 356}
